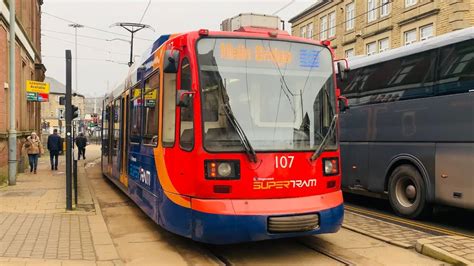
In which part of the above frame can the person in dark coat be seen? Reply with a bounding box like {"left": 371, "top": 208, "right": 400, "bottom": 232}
{"left": 75, "top": 132, "right": 88, "bottom": 160}
{"left": 47, "top": 129, "right": 62, "bottom": 170}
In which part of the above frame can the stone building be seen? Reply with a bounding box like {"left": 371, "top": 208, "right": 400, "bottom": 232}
{"left": 41, "top": 77, "right": 85, "bottom": 134}
{"left": 0, "top": 0, "right": 45, "bottom": 184}
{"left": 289, "top": 0, "right": 474, "bottom": 58}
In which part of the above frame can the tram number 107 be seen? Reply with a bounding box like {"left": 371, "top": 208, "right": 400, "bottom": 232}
{"left": 275, "top": 156, "right": 294, "bottom": 169}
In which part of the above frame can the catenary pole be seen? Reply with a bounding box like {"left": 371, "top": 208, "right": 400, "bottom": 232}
{"left": 65, "top": 50, "right": 73, "bottom": 210}
{"left": 69, "top": 24, "right": 83, "bottom": 93}
{"left": 8, "top": 0, "right": 17, "bottom": 186}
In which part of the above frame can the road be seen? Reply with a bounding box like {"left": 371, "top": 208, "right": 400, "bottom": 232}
{"left": 344, "top": 193, "right": 474, "bottom": 238}
{"left": 83, "top": 147, "right": 441, "bottom": 265}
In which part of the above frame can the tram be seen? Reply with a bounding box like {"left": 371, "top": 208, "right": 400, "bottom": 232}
{"left": 101, "top": 14, "right": 348, "bottom": 244}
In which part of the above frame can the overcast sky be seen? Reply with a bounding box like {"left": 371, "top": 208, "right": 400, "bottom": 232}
{"left": 42, "top": 0, "right": 314, "bottom": 97}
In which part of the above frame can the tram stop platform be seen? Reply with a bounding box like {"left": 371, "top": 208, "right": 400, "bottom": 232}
{"left": 0, "top": 145, "right": 121, "bottom": 265}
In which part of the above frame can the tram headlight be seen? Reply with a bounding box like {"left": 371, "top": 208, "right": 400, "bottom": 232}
{"left": 205, "top": 160, "right": 240, "bottom": 180}
{"left": 217, "top": 162, "right": 232, "bottom": 177}
{"left": 323, "top": 158, "right": 339, "bottom": 176}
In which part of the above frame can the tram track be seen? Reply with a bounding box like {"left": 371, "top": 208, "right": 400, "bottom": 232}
{"left": 296, "top": 238, "right": 356, "bottom": 266}
{"left": 345, "top": 204, "right": 474, "bottom": 238}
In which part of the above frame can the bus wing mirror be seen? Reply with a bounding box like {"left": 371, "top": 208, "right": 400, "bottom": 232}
{"left": 177, "top": 90, "right": 195, "bottom": 107}
{"left": 336, "top": 59, "right": 350, "bottom": 82}
{"left": 163, "top": 50, "right": 180, "bottom": 73}
{"left": 338, "top": 96, "right": 349, "bottom": 113}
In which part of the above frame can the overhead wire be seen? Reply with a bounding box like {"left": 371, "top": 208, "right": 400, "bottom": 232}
{"left": 42, "top": 11, "right": 154, "bottom": 41}
{"left": 138, "top": 0, "right": 152, "bottom": 24}
{"left": 41, "top": 34, "right": 129, "bottom": 56}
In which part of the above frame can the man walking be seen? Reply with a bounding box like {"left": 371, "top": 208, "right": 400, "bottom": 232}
{"left": 75, "top": 132, "right": 88, "bottom": 160}
{"left": 47, "top": 129, "right": 61, "bottom": 170}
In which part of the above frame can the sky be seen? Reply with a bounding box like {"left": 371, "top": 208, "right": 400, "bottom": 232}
{"left": 41, "top": 0, "right": 315, "bottom": 97}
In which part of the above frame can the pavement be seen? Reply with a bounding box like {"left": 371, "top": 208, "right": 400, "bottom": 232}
{"left": 0, "top": 145, "right": 121, "bottom": 265}
{"left": 0, "top": 144, "right": 470, "bottom": 265}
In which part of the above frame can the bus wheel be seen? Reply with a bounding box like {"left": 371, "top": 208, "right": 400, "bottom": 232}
{"left": 388, "top": 165, "right": 431, "bottom": 219}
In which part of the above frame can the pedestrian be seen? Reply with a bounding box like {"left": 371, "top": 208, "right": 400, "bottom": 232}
{"left": 47, "top": 129, "right": 61, "bottom": 170}
{"left": 23, "top": 132, "right": 44, "bottom": 174}
{"left": 75, "top": 132, "right": 88, "bottom": 160}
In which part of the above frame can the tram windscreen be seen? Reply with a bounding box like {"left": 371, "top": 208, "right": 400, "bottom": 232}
{"left": 197, "top": 38, "right": 336, "bottom": 152}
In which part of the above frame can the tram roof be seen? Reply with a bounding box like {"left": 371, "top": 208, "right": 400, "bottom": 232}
{"left": 347, "top": 26, "right": 474, "bottom": 70}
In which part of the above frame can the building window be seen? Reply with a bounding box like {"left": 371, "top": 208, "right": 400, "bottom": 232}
{"left": 320, "top": 16, "right": 328, "bottom": 40}
{"left": 404, "top": 29, "right": 417, "bottom": 45}
{"left": 346, "top": 3, "right": 355, "bottom": 31}
{"left": 380, "top": 0, "right": 390, "bottom": 17}
{"left": 420, "top": 24, "right": 434, "bottom": 41}
{"left": 345, "top": 49, "right": 355, "bottom": 58}
{"left": 328, "top": 12, "right": 336, "bottom": 37}
{"left": 405, "top": 0, "right": 417, "bottom": 7}
{"left": 368, "top": 0, "right": 377, "bottom": 22}
{"left": 379, "top": 38, "right": 390, "bottom": 53}
{"left": 307, "top": 23, "right": 314, "bottom": 39}
{"left": 301, "top": 26, "right": 307, "bottom": 38}
{"left": 366, "top": 42, "right": 377, "bottom": 56}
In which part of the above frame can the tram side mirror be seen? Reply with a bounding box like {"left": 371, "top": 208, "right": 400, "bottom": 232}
{"left": 163, "top": 50, "right": 180, "bottom": 73}
{"left": 177, "top": 90, "right": 195, "bottom": 107}
{"left": 335, "top": 59, "right": 349, "bottom": 82}
{"left": 338, "top": 96, "right": 349, "bottom": 113}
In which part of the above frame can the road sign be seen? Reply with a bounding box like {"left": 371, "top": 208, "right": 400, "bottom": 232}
{"left": 26, "top": 80, "right": 50, "bottom": 94}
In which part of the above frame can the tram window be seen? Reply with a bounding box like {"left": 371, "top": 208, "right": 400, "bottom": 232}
{"left": 143, "top": 72, "right": 160, "bottom": 146}
{"left": 163, "top": 71, "right": 177, "bottom": 147}
{"left": 130, "top": 85, "right": 142, "bottom": 143}
{"left": 179, "top": 58, "right": 194, "bottom": 151}
{"left": 102, "top": 105, "right": 110, "bottom": 156}
{"left": 437, "top": 40, "right": 474, "bottom": 96}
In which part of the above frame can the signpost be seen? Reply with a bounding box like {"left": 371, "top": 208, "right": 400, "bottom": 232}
{"left": 26, "top": 80, "right": 50, "bottom": 102}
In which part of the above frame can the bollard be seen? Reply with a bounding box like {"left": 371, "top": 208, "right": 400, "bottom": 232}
{"left": 73, "top": 159, "right": 78, "bottom": 205}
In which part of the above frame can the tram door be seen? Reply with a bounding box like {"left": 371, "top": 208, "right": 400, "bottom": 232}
{"left": 119, "top": 94, "right": 129, "bottom": 187}
{"left": 111, "top": 98, "right": 121, "bottom": 179}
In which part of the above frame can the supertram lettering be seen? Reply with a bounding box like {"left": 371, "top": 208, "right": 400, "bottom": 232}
{"left": 253, "top": 179, "right": 317, "bottom": 190}
{"left": 253, "top": 181, "right": 291, "bottom": 190}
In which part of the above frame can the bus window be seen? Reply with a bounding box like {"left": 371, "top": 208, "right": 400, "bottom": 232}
{"left": 179, "top": 58, "right": 194, "bottom": 151}
{"left": 437, "top": 40, "right": 474, "bottom": 96}
{"left": 163, "top": 70, "right": 177, "bottom": 147}
{"left": 130, "top": 85, "right": 142, "bottom": 143}
{"left": 143, "top": 72, "right": 160, "bottom": 146}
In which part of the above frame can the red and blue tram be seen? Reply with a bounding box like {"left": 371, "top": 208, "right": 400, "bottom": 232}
{"left": 101, "top": 23, "right": 346, "bottom": 244}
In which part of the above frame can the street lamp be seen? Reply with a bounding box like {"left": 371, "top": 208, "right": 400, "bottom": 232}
{"left": 110, "top": 22, "right": 154, "bottom": 67}
{"left": 69, "top": 23, "right": 83, "bottom": 93}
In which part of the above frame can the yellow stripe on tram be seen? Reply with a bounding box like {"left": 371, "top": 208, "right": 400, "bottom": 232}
{"left": 344, "top": 205, "right": 473, "bottom": 238}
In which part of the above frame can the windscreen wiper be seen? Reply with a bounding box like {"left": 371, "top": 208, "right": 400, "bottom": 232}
{"left": 310, "top": 114, "right": 338, "bottom": 162}
{"left": 222, "top": 102, "right": 258, "bottom": 163}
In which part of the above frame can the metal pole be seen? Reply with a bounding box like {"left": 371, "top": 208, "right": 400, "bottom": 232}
{"left": 128, "top": 32, "right": 134, "bottom": 67}
{"left": 65, "top": 50, "right": 73, "bottom": 211}
{"left": 74, "top": 27, "right": 78, "bottom": 92}
{"left": 8, "top": 0, "right": 17, "bottom": 186}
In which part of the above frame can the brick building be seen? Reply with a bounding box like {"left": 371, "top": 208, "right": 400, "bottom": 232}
{"left": 0, "top": 0, "right": 46, "bottom": 185}
{"left": 41, "top": 77, "right": 85, "bottom": 135}
{"left": 289, "top": 0, "right": 474, "bottom": 58}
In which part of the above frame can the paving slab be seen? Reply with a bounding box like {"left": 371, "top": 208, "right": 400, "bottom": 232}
{"left": 416, "top": 235, "right": 474, "bottom": 265}
{"left": 343, "top": 210, "right": 433, "bottom": 248}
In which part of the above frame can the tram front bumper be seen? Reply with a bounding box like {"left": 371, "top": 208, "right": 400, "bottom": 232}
{"left": 190, "top": 191, "right": 344, "bottom": 244}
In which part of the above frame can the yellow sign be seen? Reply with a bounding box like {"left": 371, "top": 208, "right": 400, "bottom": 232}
{"left": 26, "top": 80, "right": 50, "bottom": 94}
{"left": 133, "top": 88, "right": 141, "bottom": 98}
{"left": 144, "top": 89, "right": 157, "bottom": 100}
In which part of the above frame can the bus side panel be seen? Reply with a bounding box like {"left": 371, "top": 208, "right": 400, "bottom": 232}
{"left": 435, "top": 143, "right": 474, "bottom": 209}
{"left": 340, "top": 142, "right": 369, "bottom": 190}
{"left": 367, "top": 143, "right": 435, "bottom": 196}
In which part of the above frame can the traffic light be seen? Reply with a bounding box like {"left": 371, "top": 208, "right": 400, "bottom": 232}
{"left": 72, "top": 105, "right": 79, "bottom": 120}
